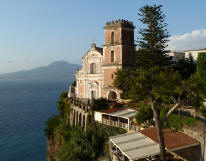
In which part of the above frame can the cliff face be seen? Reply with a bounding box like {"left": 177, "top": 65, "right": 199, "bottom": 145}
{"left": 46, "top": 137, "right": 61, "bottom": 161}
{"left": 45, "top": 92, "right": 127, "bottom": 161}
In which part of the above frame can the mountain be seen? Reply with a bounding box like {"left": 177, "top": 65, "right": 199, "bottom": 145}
{"left": 0, "top": 61, "right": 81, "bottom": 81}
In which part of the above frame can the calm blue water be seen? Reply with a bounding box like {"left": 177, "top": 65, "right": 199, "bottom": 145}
{"left": 0, "top": 80, "right": 71, "bottom": 161}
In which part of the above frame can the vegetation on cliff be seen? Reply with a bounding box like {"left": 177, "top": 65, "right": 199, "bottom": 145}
{"left": 45, "top": 92, "right": 126, "bottom": 161}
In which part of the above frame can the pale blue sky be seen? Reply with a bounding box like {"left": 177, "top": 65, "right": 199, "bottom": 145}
{"left": 0, "top": 0, "right": 206, "bottom": 74}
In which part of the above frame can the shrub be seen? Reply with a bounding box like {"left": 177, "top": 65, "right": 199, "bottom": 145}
{"left": 57, "top": 122, "right": 126, "bottom": 161}
{"left": 44, "top": 115, "right": 61, "bottom": 138}
{"left": 90, "top": 98, "right": 110, "bottom": 111}
{"left": 72, "top": 80, "right": 76, "bottom": 87}
{"left": 197, "top": 52, "right": 206, "bottom": 88}
{"left": 166, "top": 114, "right": 196, "bottom": 130}
{"left": 197, "top": 53, "right": 206, "bottom": 80}
{"left": 136, "top": 102, "right": 153, "bottom": 126}
{"left": 57, "top": 91, "right": 68, "bottom": 116}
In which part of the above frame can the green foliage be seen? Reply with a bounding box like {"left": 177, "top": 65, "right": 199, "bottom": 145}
{"left": 196, "top": 52, "right": 206, "bottom": 85}
{"left": 174, "top": 56, "right": 196, "bottom": 79}
{"left": 115, "top": 65, "right": 206, "bottom": 111}
{"left": 137, "top": 4, "right": 170, "bottom": 69}
{"left": 45, "top": 92, "right": 124, "bottom": 161}
{"left": 57, "top": 123, "right": 126, "bottom": 161}
{"left": 180, "top": 74, "right": 206, "bottom": 108}
{"left": 183, "top": 116, "right": 196, "bottom": 127}
{"left": 45, "top": 91, "right": 71, "bottom": 139}
{"left": 54, "top": 118, "right": 72, "bottom": 142}
{"left": 57, "top": 91, "right": 68, "bottom": 116}
{"left": 92, "top": 123, "right": 127, "bottom": 140}
{"left": 200, "top": 104, "right": 206, "bottom": 118}
{"left": 114, "top": 69, "right": 134, "bottom": 99}
{"left": 159, "top": 108, "right": 196, "bottom": 130}
{"left": 167, "top": 114, "right": 183, "bottom": 130}
{"left": 167, "top": 114, "right": 196, "bottom": 130}
{"left": 44, "top": 115, "right": 61, "bottom": 139}
{"left": 58, "top": 128, "right": 100, "bottom": 161}
{"left": 128, "top": 67, "right": 182, "bottom": 103}
{"left": 136, "top": 102, "right": 153, "bottom": 126}
{"left": 72, "top": 80, "right": 76, "bottom": 87}
{"left": 90, "top": 98, "right": 110, "bottom": 111}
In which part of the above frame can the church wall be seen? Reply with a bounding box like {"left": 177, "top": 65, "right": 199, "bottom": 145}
{"left": 105, "top": 28, "right": 121, "bottom": 44}
{"left": 104, "top": 46, "right": 121, "bottom": 64}
{"left": 103, "top": 68, "right": 117, "bottom": 88}
{"left": 72, "top": 20, "right": 135, "bottom": 101}
{"left": 78, "top": 82, "right": 84, "bottom": 98}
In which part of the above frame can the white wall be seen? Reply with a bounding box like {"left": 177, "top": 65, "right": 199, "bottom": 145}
{"left": 94, "top": 111, "right": 102, "bottom": 122}
{"left": 185, "top": 49, "right": 206, "bottom": 60}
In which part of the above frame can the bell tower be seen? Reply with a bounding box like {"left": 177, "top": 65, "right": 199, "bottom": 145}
{"left": 103, "top": 19, "right": 135, "bottom": 66}
{"left": 102, "top": 20, "right": 136, "bottom": 99}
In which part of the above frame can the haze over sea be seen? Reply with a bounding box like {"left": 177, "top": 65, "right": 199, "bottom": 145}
{"left": 0, "top": 80, "right": 71, "bottom": 161}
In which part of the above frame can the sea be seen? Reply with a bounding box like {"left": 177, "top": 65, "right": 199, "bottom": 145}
{"left": 0, "top": 80, "right": 71, "bottom": 161}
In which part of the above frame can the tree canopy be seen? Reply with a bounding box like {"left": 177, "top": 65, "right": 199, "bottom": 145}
{"left": 136, "top": 4, "right": 170, "bottom": 69}
{"left": 173, "top": 56, "right": 196, "bottom": 79}
{"left": 115, "top": 4, "right": 206, "bottom": 161}
{"left": 197, "top": 52, "right": 206, "bottom": 83}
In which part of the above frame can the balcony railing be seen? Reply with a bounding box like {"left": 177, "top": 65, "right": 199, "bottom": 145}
{"left": 102, "top": 118, "right": 139, "bottom": 131}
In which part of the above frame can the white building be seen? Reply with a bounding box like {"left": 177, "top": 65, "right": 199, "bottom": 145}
{"left": 94, "top": 107, "right": 139, "bottom": 131}
{"left": 185, "top": 48, "right": 206, "bottom": 60}
{"left": 167, "top": 52, "right": 185, "bottom": 62}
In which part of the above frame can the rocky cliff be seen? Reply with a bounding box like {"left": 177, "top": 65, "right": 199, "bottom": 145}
{"left": 46, "top": 137, "right": 61, "bottom": 161}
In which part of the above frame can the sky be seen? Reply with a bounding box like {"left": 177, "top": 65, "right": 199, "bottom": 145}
{"left": 0, "top": 0, "right": 206, "bottom": 74}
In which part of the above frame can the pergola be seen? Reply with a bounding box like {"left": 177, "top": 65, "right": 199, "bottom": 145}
{"left": 109, "top": 128, "right": 200, "bottom": 161}
{"left": 102, "top": 108, "right": 137, "bottom": 131}
{"left": 109, "top": 131, "right": 160, "bottom": 161}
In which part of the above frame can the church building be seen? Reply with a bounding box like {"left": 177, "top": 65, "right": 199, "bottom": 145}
{"left": 70, "top": 20, "right": 136, "bottom": 101}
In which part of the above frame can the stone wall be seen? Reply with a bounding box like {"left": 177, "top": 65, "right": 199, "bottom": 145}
{"left": 172, "top": 144, "right": 201, "bottom": 161}
{"left": 182, "top": 120, "right": 206, "bottom": 161}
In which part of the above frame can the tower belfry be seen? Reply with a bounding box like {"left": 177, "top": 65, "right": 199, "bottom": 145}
{"left": 103, "top": 19, "right": 136, "bottom": 66}
{"left": 102, "top": 20, "right": 136, "bottom": 100}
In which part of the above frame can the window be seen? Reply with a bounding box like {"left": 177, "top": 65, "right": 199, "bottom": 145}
{"left": 111, "top": 51, "right": 114, "bottom": 62}
{"left": 90, "top": 63, "right": 96, "bottom": 74}
{"left": 111, "top": 32, "right": 114, "bottom": 44}
{"left": 127, "top": 48, "right": 130, "bottom": 59}
{"left": 91, "top": 90, "right": 96, "bottom": 100}
{"left": 111, "top": 74, "right": 114, "bottom": 79}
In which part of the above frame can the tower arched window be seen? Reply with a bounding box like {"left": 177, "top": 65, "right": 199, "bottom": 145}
{"left": 90, "top": 63, "right": 96, "bottom": 74}
{"left": 111, "top": 51, "right": 115, "bottom": 62}
{"left": 111, "top": 32, "right": 114, "bottom": 44}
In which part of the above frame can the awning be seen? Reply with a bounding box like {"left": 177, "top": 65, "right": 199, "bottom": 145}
{"left": 110, "top": 131, "right": 160, "bottom": 160}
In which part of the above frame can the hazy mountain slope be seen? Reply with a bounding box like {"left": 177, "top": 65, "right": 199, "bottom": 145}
{"left": 0, "top": 61, "right": 81, "bottom": 81}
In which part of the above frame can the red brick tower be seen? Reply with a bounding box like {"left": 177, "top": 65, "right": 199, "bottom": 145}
{"left": 102, "top": 20, "right": 136, "bottom": 100}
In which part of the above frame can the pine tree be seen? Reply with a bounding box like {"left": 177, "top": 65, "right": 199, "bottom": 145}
{"left": 136, "top": 5, "right": 170, "bottom": 69}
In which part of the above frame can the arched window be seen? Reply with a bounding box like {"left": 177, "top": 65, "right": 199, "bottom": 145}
{"left": 111, "top": 32, "right": 114, "bottom": 44}
{"left": 91, "top": 90, "right": 96, "bottom": 100}
{"left": 111, "top": 51, "right": 114, "bottom": 62}
{"left": 90, "top": 63, "right": 96, "bottom": 74}
{"left": 108, "top": 91, "right": 117, "bottom": 101}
